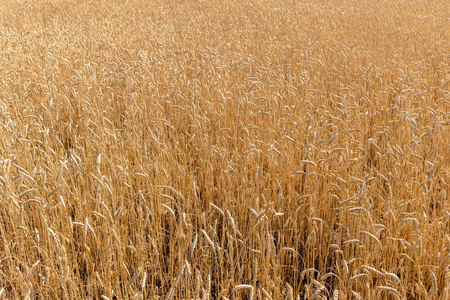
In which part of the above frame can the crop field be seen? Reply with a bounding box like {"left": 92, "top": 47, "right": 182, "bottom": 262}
{"left": 0, "top": 0, "right": 449, "bottom": 299}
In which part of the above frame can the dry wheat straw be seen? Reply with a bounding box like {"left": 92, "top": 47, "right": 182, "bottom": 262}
{"left": 203, "top": 274, "right": 211, "bottom": 300}
{"left": 191, "top": 233, "right": 198, "bottom": 257}
{"left": 376, "top": 286, "right": 402, "bottom": 299}
{"left": 262, "top": 288, "right": 273, "bottom": 300}
{"left": 141, "top": 271, "right": 147, "bottom": 291}
{"left": 209, "top": 202, "right": 225, "bottom": 217}
{"left": 195, "top": 269, "right": 201, "bottom": 300}
{"left": 431, "top": 271, "right": 438, "bottom": 297}
{"left": 286, "top": 283, "right": 294, "bottom": 300}
{"left": 360, "top": 230, "right": 382, "bottom": 247}
{"left": 127, "top": 266, "right": 142, "bottom": 286}
{"left": 165, "top": 265, "right": 186, "bottom": 300}
{"left": 361, "top": 265, "right": 385, "bottom": 277}
{"left": 232, "top": 285, "right": 254, "bottom": 300}
{"left": 224, "top": 210, "right": 237, "bottom": 234}
{"left": 333, "top": 289, "right": 339, "bottom": 300}
{"left": 202, "top": 229, "right": 215, "bottom": 251}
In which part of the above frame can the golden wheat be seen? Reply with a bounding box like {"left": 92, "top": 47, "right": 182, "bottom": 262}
{"left": 0, "top": 0, "right": 448, "bottom": 298}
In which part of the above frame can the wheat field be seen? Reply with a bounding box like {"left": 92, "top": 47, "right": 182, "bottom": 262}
{"left": 0, "top": 0, "right": 449, "bottom": 299}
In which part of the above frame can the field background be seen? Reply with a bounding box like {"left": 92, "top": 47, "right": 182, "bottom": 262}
{"left": 0, "top": 0, "right": 449, "bottom": 299}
